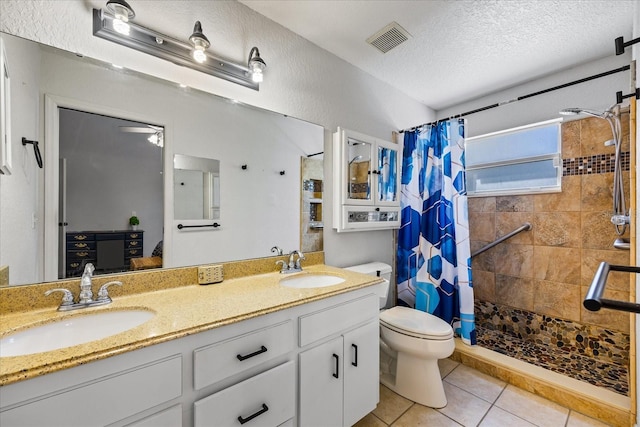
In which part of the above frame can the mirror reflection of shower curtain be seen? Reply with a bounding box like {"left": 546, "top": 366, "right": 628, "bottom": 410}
{"left": 396, "top": 119, "right": 476, "bottom": 345}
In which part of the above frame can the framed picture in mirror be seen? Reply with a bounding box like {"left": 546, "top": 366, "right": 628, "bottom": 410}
{"left": 0, "top": 37, "right": 11, "bottom": 175}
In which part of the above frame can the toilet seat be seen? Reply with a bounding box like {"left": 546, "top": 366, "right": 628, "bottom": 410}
{"left": 380, "top": 306, "right": 453, "bottom": 340}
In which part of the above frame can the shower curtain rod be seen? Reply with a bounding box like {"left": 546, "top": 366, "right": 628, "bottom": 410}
{"left": 399, "top": 64, "right": 631, "bottom": 133}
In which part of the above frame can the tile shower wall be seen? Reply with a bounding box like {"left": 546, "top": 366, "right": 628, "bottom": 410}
{"left": 469, "top": 116, "right": 631, "bottom": 335}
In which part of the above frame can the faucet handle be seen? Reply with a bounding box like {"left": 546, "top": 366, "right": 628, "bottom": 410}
{"left": 45, "top": 288, "right": 75, "bottom": 308}
{"left": 275, "top": 260, "right": 288, "bottom": 273}
{"left": 97, "top": 281, "right": 123, "bottom": 302}
{"left": 295, "top": 250, "right": 306, "bottom": 269}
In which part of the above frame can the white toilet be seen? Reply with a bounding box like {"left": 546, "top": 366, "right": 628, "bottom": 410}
{"left": 345, "top": 262, "right": 455, "bottom": 408}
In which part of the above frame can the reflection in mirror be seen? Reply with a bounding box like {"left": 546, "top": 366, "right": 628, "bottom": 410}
{"left": 348, "top": 138, "right": 372, "bottom": 200}
{"left": 58, "top": 108, "right": 163, "bottom": 279}
{"left": 0, "top": 31, "right": 324, "bottom": 287}
{"left": 173, "top": 154, "right": 220, "bottom": 220}
{"left": 301, "top": 156, "right": 323, "bottom": 252}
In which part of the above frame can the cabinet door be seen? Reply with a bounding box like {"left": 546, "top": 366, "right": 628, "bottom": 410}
{"left": 299, "top": 336, "right": 344, "bottom": 427}
{"left": 343, "top": 321, "right": 380, "bottom": 427}
{"left": 345, "top": 135, "right": 374, "bottom": 204}
{"left": 375, "top": 140, "right": 400, "bottom": 205}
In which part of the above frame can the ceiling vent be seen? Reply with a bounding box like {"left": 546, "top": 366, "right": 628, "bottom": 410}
{"left": 366, "top": 22, "right": 411, "bottom": 54}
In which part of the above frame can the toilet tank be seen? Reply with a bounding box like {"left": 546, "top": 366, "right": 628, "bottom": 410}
{"left": 344, "top": 262, "right": 392, "bottom": 308}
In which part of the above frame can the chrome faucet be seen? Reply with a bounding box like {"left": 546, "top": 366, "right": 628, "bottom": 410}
{"left": 276, "top": 250, "right": 305, "bottom": 274}
{"left": 289, "top": 250, "right": 305, "bottom": 270}
{"left": 78, "top": 263, "right": 95, "bottom": 304}
{"left": 45, "top": 263, "right": 123, "bottom": 311}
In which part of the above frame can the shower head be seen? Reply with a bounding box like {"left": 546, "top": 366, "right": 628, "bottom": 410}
{"left": 559, "top": 107, "right": 607, "bottom": 118}
{"left": 349, "top": 155, "right": 363, "bottom": 165}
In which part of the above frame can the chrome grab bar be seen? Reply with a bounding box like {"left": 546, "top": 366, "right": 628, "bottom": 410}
{"left": 584, "top": 262, "right": 640, "bottom": 313}
{"left": 471, "top": 222, "right": 532, "bottom": 259}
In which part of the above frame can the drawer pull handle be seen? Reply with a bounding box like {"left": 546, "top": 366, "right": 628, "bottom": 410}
{"left": 333, "top": 353, "right": 339, "bottom": 379}
{"left": 74, "top": 243, "right": 87, "bottom": 248}
{"left": 352, "top": 344, "right": 358, "bottom": 367}
{"left": 236, "top": 345, "right": 267, "bottom": 361}
{"left": 237, "top": 403, "right": 268, "bottom": 425}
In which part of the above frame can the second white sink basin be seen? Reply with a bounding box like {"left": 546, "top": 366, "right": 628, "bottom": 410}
{"left": 280, "top": 274, "right": 345, "bottom": 289}
{"left": 0, "top": 309, "right": 155, "bottom": 357}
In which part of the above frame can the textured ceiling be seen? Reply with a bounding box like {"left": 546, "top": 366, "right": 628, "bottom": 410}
{"left": 239, "top": 0, "right": 637, "bottom": 110}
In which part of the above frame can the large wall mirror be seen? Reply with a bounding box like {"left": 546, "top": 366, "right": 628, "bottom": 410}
{"left": 0, "top": 31, "right": 324, "bottom": 286}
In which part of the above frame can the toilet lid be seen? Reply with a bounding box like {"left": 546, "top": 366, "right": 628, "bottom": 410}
{"left": 380, "top": 306, "right": 453, "bottom": 339}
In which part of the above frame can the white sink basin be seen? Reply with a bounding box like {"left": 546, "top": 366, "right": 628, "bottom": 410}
{"left": 280, "top": 274, "right": 345, "bottom": 289}
{"left": 0, "top": 309, "right": 155, "bottom": 357}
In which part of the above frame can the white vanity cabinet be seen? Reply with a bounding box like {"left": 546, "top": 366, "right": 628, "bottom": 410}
{"left": 298, "top": 294, "right": 379, "bottom": 427}
{"left": 333, "top": 127, "right": 402, "bottom": 232}
{"left": 0, "top": 284, "right": 379, "bottom": 427}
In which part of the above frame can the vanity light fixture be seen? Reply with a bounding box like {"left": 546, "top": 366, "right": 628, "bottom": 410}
{"left": 93, "top": 7, "right": 262, "bottom": 90}
{"left": 106, "top": 0, "right": 135, "bottom": 36}
{"left": 247, "top": 47, "right": 266, "bottom": 83}
{"left": 189, "top": 21, "right": 210, "bottom": 64}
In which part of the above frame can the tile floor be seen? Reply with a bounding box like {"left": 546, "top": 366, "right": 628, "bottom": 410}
{"left": 354, "top": 358, "right": 612, "bottom": 427}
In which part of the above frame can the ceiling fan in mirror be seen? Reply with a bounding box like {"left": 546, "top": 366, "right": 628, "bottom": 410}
{"left": 119, "top": 124, "right": 164, "bottom": 147}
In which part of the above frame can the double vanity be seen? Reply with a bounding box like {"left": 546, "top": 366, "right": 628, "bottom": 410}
{"left": 0, "top": 254, "right": 382, "bottom": 426}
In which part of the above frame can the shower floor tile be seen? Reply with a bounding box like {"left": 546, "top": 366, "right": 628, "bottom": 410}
{"left": 477, "top": 328, "right": 628, "bottom": 396}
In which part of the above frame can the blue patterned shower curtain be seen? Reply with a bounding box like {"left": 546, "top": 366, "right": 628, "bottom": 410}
{"left": 396, "top": 119, "right": 476, "bottom": 345}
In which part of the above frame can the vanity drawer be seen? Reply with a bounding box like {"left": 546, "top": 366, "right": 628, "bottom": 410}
{"left": 67, "top": 249, "right": 96, "bottom": 260}
{"left": 125, "top": 248, "right": 143, "bottom": 258}
{"left": 66, "top": 240, "right": 96, "bottom": 250}
{"left": 299, "top": 293, "right": 378, "bottom": 347}
{"left": 0, "top": 355, "right": 182, "bottom": 427}
{"left": 194, "top": 361, "right": 294, "bottom": 427}
{"left": 127, "top": 231, "right": 143, "bottom": 240}
{"left": 67, "top": 232, "right": 95, "bottom": 242}
{"left": 193, "top": 320, "right": 293, "bottom": 390}
{"left": 126, "top": 239, "right": 143, "bottom": 249}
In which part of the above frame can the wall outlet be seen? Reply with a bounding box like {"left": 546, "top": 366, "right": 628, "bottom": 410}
{"left": 198, "top": 264, "right": 224, "bottom": 285}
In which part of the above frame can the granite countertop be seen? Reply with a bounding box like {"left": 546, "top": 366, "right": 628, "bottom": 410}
{"left": 0, "top": 264, "right": 381, "bottom": 386}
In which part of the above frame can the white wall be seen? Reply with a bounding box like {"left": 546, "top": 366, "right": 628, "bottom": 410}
{"left": 437, "top": 53, "right": 632, "bottom": 137}
{"left": 0, "top": 0, "right": 434, "bottom": 276}
{"left": 0, "top": 34, "right": 41, "bottom": 285}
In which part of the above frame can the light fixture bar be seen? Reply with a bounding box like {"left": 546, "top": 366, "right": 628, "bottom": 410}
{"left": 92, "top": 9, "right": 258, "bottom": 90}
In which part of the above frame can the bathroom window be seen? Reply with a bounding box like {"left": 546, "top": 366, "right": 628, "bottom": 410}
{"left": 465, "top": 119, "right": 561, "bottom": 196}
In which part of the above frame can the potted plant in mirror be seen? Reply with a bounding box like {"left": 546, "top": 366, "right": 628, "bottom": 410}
{"left": 129, "top": 215, "right": 140, "bottom": 231}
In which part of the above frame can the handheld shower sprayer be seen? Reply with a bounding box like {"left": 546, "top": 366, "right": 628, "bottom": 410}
{"left": 560, "top": 104, "right": 628, "bottom": 236}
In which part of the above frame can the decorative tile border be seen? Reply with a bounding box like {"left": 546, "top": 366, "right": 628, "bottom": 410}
{"left": 475, "top": 300, "right": 630, "bottom": 395}
{"left": 562, "top": 152, "right": 630, "bottom": 176}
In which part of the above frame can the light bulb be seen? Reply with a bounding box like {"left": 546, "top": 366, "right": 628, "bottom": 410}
{"left": 192, "top": 47, "right": 207, "bottom": 63}
{"left": 251, "top": 68, "right": 263, "bottom": 83}
{"left": 247, "top": 47, "right": 266, "bottom": 83}
{"left": 112, "top": 18, "right": 130, "bottom": 35}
